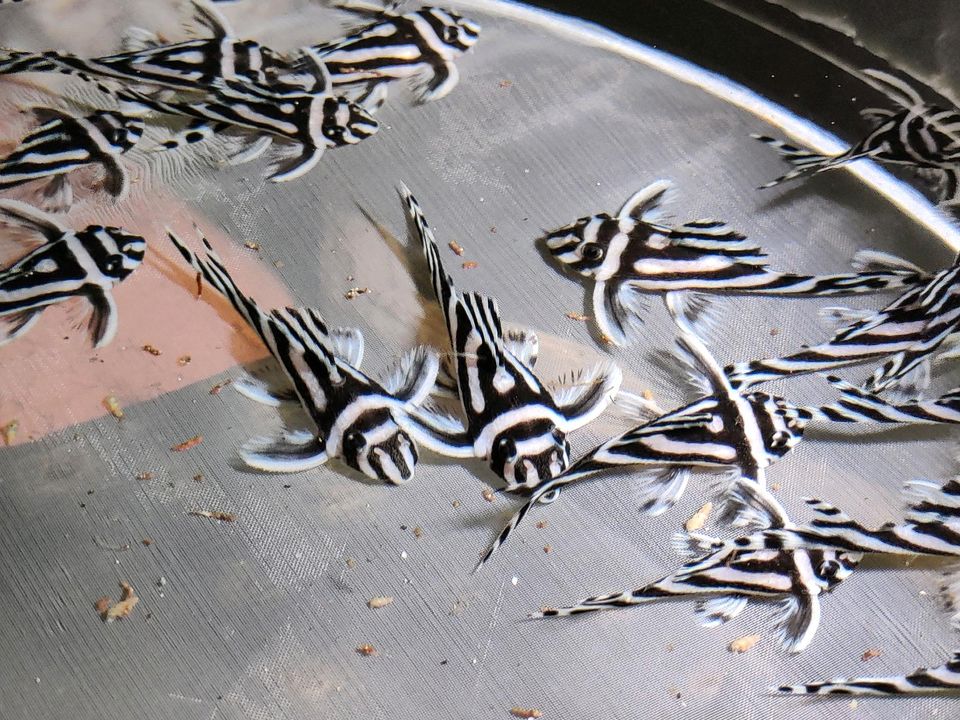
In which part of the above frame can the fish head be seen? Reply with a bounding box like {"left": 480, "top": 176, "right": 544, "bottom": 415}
{"left": 422, "top": 8, "right": 482, "bottom": 54}
{"left": 814, "top": 549, "right": 862, "bottom": 590}
{"left": 339, "top": 406, "right": 418, "bottom": 485}
{"left": 540, "top": 214, "right": 614, "bottom": 278}
{"left": 86, "top": 226, "right": 146, "bottom": 279}
{"left": 315, "top": 96, "right": 379, "bottom": 148}
{"left": 751, "top": 393, "right": 811, "bottom": 456}
{"left": 490, "top": 422, "right": 570, "bottom": 489}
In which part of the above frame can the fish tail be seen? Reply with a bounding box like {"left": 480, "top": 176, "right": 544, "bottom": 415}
{"left": 531, "top": 587, "right": 660, "bottom": 618}
{"left": 752, "top": 134, "right": 838, "bottom": 187}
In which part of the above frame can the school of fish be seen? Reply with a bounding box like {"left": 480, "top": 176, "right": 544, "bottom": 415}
{"left": 0, "top": 0, "right": 958, "bottom": 706}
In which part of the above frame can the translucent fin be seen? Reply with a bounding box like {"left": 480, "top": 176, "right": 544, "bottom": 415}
{"left": 818, "top": 305, "right": 875, "bottom": 332}
{"left": 694, "top": 595, "right": 749, "bottom": 627}
{"left": 637, "top": 466, "right": 691, "bottom": 516}
{"left": 613, "top": 390, "right": 664, "bottom": 421}
{"left": 773, "top": 593, "right": 821, "bottom": 654}
{"left": 329, "top": 326, "right": 364, "bottom": 367}
{"left": 0, "top": 307, "right": 43, "bottom": 346}
{"left": 381, "top": 345, "right": 439, "bottom": 405}
{"left": 803, "top": 497, "right": 854, "bottom": 526}
{"left": 0, "top": 198, "right": 67, "bottom": 241}
{"left": 86, "top": 288, "right": 118, "bottom": 348}
{"left": 239, "top": 431, "right": 328, "bottom": 473}
{"left": 551, "top": 362, "right": 623, "bottom": 432}
{"left": 39, "top": 174, "right": 73, "bottom": 213}
{"left": 617, "top": 179, "right": 674, "bottom": 221}
{"left": 400, "top": 405, "right": 474, "bottom": 458}
{"left": 851, "top": 248, "right": 926, "bottom": 276}
{"left": 233, "top": 377, "right": 297, "bottom": 407}
{"left": 503, "top": 328, "right": 539, "bottom": 367}
{"left": 721, "top": 478, "right": 790, "bottom": 530}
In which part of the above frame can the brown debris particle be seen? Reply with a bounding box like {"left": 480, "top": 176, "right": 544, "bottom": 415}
{"left": 273, "top": 259, "right": 285, "bottom": 269}
{"left": 565, "top": 311, "right": 589, "bottom": 321}
{"left": 102, "top": 395, "right": 123, "bottom": 420}
{"left": 356, "top": 644, "right": 377, "bottom": 656}
{"left": 189, "top": 510, "right": 236, "bottom": 522}
{"left": 490, "top": 226, "right": 497, "bottom": 234}
{"left": 861, "top": 648, "right": 882, "bottom": 662}
{"left": 171, "top": 435, "right": 203, "bottom": 452}
{"left": 641, "top": 388, "right": 655, "bottom": 402}
{"left": 345, "top": 557, "right": 357, "bottom": 569}
{"left": 176, "top": 355, "right": 191, "bottom": 367}
{"left": 728, "top": 634, "right": 761, "bottom": 653}
{"left": 481, "top": 488, "right": 495, "bottom": 502}
{"left": 535, "top": 521, "right": 548, "bottom": 529}
{"left": 135, "top": 471, "right": 154, "bottom": 481}
{"left": 195, "top": 271, "right": 203, "bottom": 298}
{"left": 243, "top": 241, "right": 260, "bottom": 251}
{"left": 684, "top": 501, "right": 713, "bottom": 532}
{"left": 498, "top": 79, "right": 513, "bottom": 89}
{"left": 141, "top": 538, "right": 153, "bottom": 547}
{"left": 193, "top": 473, "right": 204, "bottom": 483}
{"left": 209, "top": 379, "right": 233, "bottom": 395}
{"left": 543, "top": 545, "right": 552, "bottom": 554}
{"left": 413, "top": 526, "right": 424, "bottom": 539}
{"left": 462, "top": 260, "right": 479, "bottom": 270}
{"left": 94, "top": 596, "right": 111, "bottom": 616}
{"left": 344, "top": 287, "right": 370, "bottom": 300}
{"left": 367, "top": 595, "right": 394, "bottom": 609}
{"left": 509, "top": 708, "right": 542, "bottom": 719}
{"left": 100, "top": 581, "right": 139, "bottom": 623}
{"left": 769, "top": 483, "right": 781, "bottom": 492}
{"left": 142, "top": 344, "right": 162, "bottom": 356}
{"left": 599, "top": 333, "right": 614, "bottom": 345}
{"left": 448, "top": 240, "right": 465, "bottom": 256}
{"left": 770, "top": 328, "right": 779, "bottom": 336}
{"left": 2, "top": 419, "right": 19, "bottom": 446}
{"left": 451, "top": 500, "right": 461, "bottom": 509}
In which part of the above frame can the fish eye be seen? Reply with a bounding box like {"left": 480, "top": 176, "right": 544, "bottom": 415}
{"left": 580, "top": 243, "right": 604, "bottom": 261}
{"left": 104, "top": 255, "right": 124, "bottom": 274}
{"left": 344, "top": 431, "right": 366, "bottom": 451}
{"left": 496, "top": 436, "right": 517, "bottom": 459}
{"left": 443, "top": 25, "right": 457, "bottom": 42}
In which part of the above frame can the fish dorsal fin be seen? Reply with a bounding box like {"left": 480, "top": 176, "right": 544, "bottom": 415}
{"left": 850, "top": 248, "right": 927, "bottom": 276}
{"left": 694, "top": 595, "right": 749, "bottom": 628}
{"left": 723, "top": 479, "right": 791, "bottom": 530}
{"left": 329, "top": 326, "right": 364, "bottom": 367}
{"left": 120, "top": 26, "right": 162, "bottom": 53}
{"left": 803, "top": 497, "right": 853, "bottom": 526}
{"left": 0, "top": 199, "right": 67, "bottom": 242}
{"left": 184, "top": 0, "right": 233, "bottom": 39}
{"left": 613, "top": 390, "right": 664, "bottom": 422}
{"left": 665, "top": 292, "right": 730, "bottom": 398}
{"left": 903, "top": 479, "right": 960, "bottom": 525}
{"left": 502, "top": 327, "right": 538, "bottom": 368}
{"left": 381, "top": 345, "right": 439, "bottom": 405}
{"left": 617, "top": 180, "right": 674, "bottom": 221}
{"left": 862, "top": 68, "right": 924, "bottom": 109}
{"left": 669, "top": 219, "right": 759, "bottom": 253}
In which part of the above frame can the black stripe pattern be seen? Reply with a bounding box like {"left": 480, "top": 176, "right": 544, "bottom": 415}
{"left": 777, "top": 651, "right": 960, "bottom": 695}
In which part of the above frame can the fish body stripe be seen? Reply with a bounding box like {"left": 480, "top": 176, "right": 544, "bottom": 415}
{"left": 777, "top": 652, "right": 960, "bottom": 695}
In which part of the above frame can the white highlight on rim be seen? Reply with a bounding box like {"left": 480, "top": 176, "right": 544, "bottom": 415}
{"left": 458, "top": 0, "right": 960, "bottom": 250}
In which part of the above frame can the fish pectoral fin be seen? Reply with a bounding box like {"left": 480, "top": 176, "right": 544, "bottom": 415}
{"left": 502, "top": 327, "right": 539, "bottom": 368}
{"left": 636, "top": 466, "right": 691, "bottom": 516}
{"left": 353, "top": 81, "right": 390, "bottom": 113}
{"left": 100, "top": 156, "right": 129, "bottom": 201}
{"left": 239, "top": 432, "right": 328, "bottom": 473}
{"left": 268, "top": 145, "right": 323, "bottom": 183}
{"left": 773, "top": 593, "right": 821, "bottom": 654}
{"left": 694, "top": 595, "right": 749, "bottom": 627}
{"left": 39, "top": 174, "right": 74, "bottom": 213}
{"left": 233, "top": 377, "right": 298, "bottom": 407}
{"left": 617, "top": 179, "right": 674, "bottom": 221}
{"left": 226, "top": 135, "right": 273, "bottom": 166}
{"left": 0, "top": 307, "right": 44, "bottom": 346}
{"left": 0, "top": 198, "right": 67, "bottom": 241}
{"left": 399, "top": 405, "right": 474, "bottom": 458}
{"left": 591, "top": 279, "right": 645, "bottom": 347}
{"left": 551, "top": 361, "right": 623, "bottom": 432}
{"left": 86, "top": 288, "right": 119, "bottom": 349}
{"left": 612, "top": 390, "right": 664, "bottom": 422}
{"left": 412, "top": 61, "right": 459, "bottom": 104}
{"left": 381, "top": 345, "right": 439, "bottom": 405}
{"left": 329, "top": 326, "right": 365, "bottom": 367}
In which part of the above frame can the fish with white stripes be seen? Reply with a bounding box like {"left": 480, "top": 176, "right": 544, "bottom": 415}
{"left": 0, "top": 200, "right": 145, "bottom": 347}
{"left": 0, "top": 1, "right": 327, "bottom": 100}
{"left": 167, "top": 230, "right": 439, "bottom": 483}
{"left": 303, "top": 2, "right": 481, "bottom": 106}
{"left": 476, "top": 295, "right": 960, "bottom": 569}
{"left": 726, "top": 251, "right": 960, "bottom": 399}
{"left": 396, "top": 183, "right": 622, "bottom": 493}
{"left": 541, "top": 180, "right": 929, "bottom": 346}
{"left": 777, "top": 651, "right": 960, "bottom": 696}
{"left": 0, "top": 107, "right": 143, "bottom": 210}
{"left": 756, "top": 69, "right": 960, "bottom": 207}
{"left": 532, "top": 481, "right": 860, "bottom": 654}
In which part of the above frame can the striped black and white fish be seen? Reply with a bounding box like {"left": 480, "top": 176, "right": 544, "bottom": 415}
{"left": 541, "top": 180, "right": 929, "bottom": 346}
{"left": 756, "top": 69, "right": 960, "bottom": 207}
{"left": 532, "top": 483, "right": 860, "bottom": 654}
{"left": 476, "top": 295, "right": 960, "bottom": 569}
{"left": 303, "top": 3, "right": 481, "bottom": 106}
{"left": 106, "top": 71, "right": 378, "bottom": 181}
{"left": 776, "top": 651, "right": 960, "bottom": 696}
{"left": 396, "top": 183, "right": 622, "bottom": 493}
{"left": 0, "top": 200, "right": 145, "bottom": 347}
{"left": 167, "top": 230, "right": 439, "bottom": 483}
{"left": 726, "top": 252, "right": 960, "bottom": 398}
{"left": 0, "top": 1, "right": 327, "bottom": 100}
{"left": 0, "top": 107, "right": 143, "bottom": 211}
